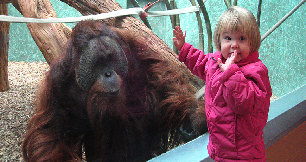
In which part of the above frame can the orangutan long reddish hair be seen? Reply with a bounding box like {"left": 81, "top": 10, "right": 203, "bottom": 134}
{"left": 22, "top": 20, "right": 206, "bottom": 162}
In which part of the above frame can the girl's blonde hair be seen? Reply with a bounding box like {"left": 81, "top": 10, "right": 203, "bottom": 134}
{"left": 213, "top": 6, "right": 261, "bottom": 53}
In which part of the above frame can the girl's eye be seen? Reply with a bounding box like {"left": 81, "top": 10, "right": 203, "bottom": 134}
{"left": 225, "top": 36, "right": 231, "bottom": 40}
{"left": 240, "top": 36, "right": 246, "bottom": 41}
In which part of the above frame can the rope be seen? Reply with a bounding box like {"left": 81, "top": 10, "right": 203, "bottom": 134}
{"left": 0, "top": 6, "right": 199, "bottom": 23}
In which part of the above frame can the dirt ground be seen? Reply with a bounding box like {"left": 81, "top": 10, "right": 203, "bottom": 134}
{"left": 0, "top": 62, "right": 49, "bottom": 161}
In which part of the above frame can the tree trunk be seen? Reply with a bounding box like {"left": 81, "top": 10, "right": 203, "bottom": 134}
{"left": 0, "top": 3, "right": 10, "bottom": 92}
{"left": 0, "top": 0, "right": 15, "bottom": 4}
{"left": 14, "top": 0, "right": 71, "bottom": 64}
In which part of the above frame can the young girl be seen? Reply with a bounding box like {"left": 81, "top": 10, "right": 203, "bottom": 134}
{"left": 173, "top": 6, "right": 272, "bottom": 161}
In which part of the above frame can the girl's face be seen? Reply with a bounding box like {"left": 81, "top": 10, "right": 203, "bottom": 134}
{"left": 220, "top": 31, "right": 250, "bottom": 63}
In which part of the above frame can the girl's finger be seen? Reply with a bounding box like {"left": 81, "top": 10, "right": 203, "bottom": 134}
{"left": 233, "top": 50, "right": 237, "bottom": 57}
{"left": 173, "top": 29, "right": 178, "bottom": 36}
{"left": 218, "top": 58, "right": 225, "bottom": 72}
{"left": 173, "top": 30, "right": 182, "bottom": 39}
{"left": 173, "top": 28, "right": 182, "bottom": 36}
{"left": 230, "top": 50, "right": 237, "bottom": 62}
{"left": 217, "top": 58, "right": 222, "bottom": 66}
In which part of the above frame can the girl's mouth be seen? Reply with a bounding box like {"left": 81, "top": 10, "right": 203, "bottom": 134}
{"left": 230, "top": 52, "right": 240, "bottom": 55}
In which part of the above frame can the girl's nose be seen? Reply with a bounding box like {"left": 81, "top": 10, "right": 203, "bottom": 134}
{"left": 231, "top": 41, "right": 238, "bottom": 48}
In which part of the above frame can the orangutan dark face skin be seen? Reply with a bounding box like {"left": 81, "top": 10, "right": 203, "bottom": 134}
{"left": 76, "top": 36, "right": 128, "bottom": 95}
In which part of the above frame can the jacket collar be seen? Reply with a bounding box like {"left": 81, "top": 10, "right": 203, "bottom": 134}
{"left": 237, "top": 51, "right": 259, "bottom": 66}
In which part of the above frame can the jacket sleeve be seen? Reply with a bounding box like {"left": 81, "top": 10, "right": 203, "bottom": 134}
{"left": 214, "top": 63, "right": 272, "bottom": 115}
{"left": 178, "top": 43, "right": 209, "bottom": 80}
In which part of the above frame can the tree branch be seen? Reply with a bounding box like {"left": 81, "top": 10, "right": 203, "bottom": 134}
{"left": 197, "top": 0, "right": 213, "bottom": 53}
{"left": 223, "top": 0, "right": 231, "bottom": 8}
{"left": 257, "top": 0, "right": 262, "bottom": 27}
{"left": 189, "top": 0, "right": 204, "bottom": 51}
{"left": 128, "top": 0, "right": 152, "bottom": 29}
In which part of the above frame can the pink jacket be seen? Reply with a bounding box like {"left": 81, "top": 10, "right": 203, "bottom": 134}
{"left": 179, "top": 43, "right": 272, "bottom": 161}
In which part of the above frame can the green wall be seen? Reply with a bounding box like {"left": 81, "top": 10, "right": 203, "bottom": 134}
{"left": 7, "top": 0, "right": 306, "bottom": 97}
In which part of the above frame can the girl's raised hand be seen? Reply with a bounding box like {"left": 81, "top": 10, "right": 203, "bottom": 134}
{"left": 218, "top": 50, "right": 237, "bottom": 72}
{"left": 173, "top": 26, "right": 186, "bottom": 51}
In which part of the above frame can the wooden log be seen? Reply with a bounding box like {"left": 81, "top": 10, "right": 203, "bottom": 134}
{"left": 0, "top": 4, "right": 10, "bottom": 92}
{"left": 14, "top": 0, "right": 71, "bottom": 64}
{"left": 0, "top": 0, "right": 14, "bottom": 4}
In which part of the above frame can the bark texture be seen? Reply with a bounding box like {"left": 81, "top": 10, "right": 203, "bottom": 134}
{"left": 14, "top": 0, "right": 71, "bottom": 64}
{"left": 0, "top": 4, "right": 10, "bottom": 92}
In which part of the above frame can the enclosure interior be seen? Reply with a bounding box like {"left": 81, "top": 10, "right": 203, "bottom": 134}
{"left": 3, "top": 0, "right": 306, "bottom": 161}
